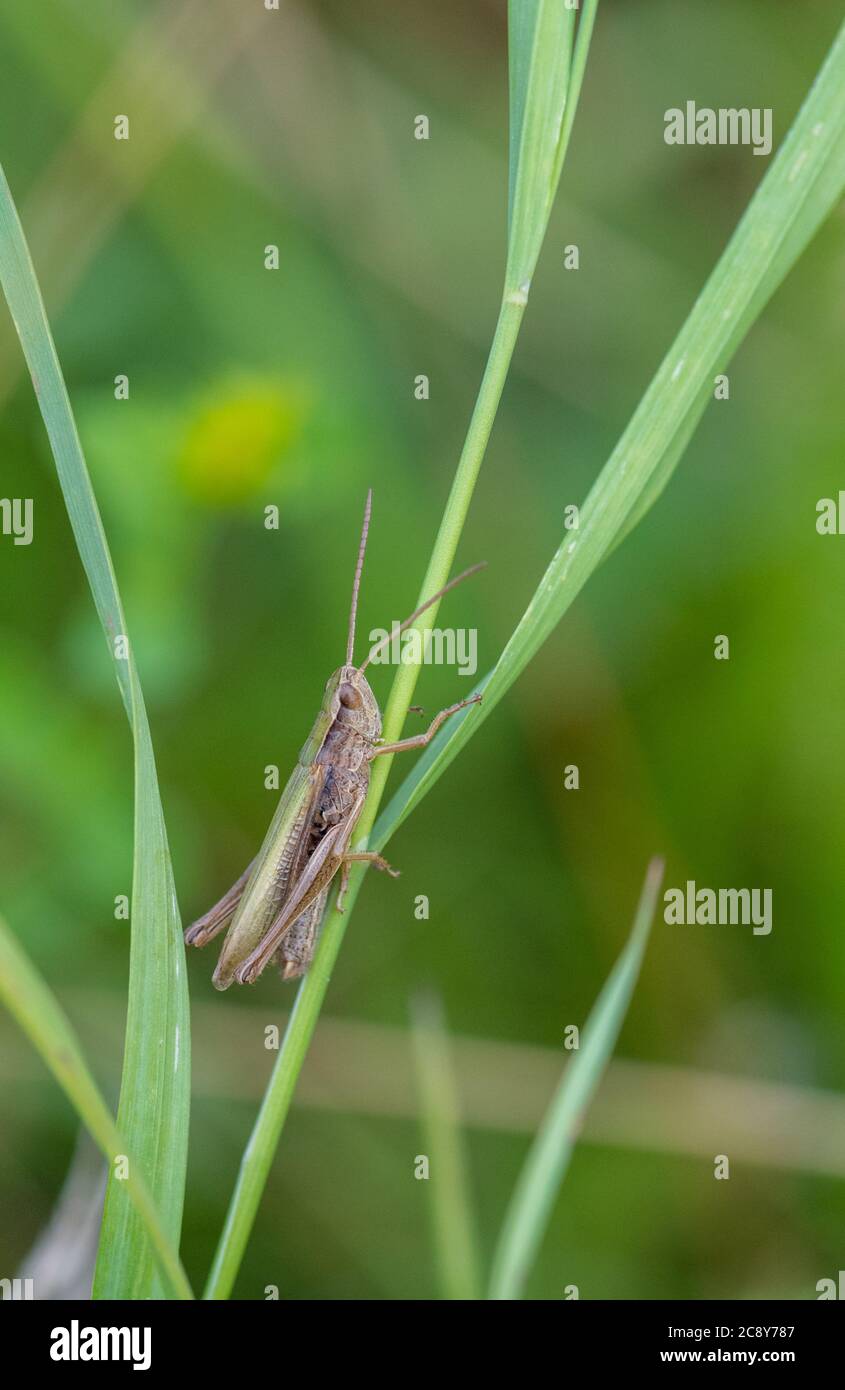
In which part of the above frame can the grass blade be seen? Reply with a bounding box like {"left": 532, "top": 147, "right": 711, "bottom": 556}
{"left": 554, "top": 1, "right": 599, "bottom": 190}
{"left": 373, "top": 18, "right": 845, "bottom": 850}
{"left": 0, "top": 914, "right": 193, "bottom": 1299}
{"left": 506, "top": 0, "right": 539, "bottom": 229}
{"left": 362, "top": 3, "right": 602, "bottom": 877}
{"left": 506, "top": 0, "right": 577, "bottom": 290}
{"left": 202, "top": 12, "right": 597, "bottom": 1296}
{"left": 0, "top": 161, "right": 190, "bottom": 1299}
{"left": 409, "top": 991, "right": 483, "bottom": 1301}
{"left": 488, "top": 857, "right": 664, "bottom": 1301}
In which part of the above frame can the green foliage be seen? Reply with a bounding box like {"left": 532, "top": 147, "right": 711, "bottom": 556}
{"left": 489, "top": 859, "right": 663, "bottom": 1300}
{"left": 0, "top": 163, "right": 190, "bottom": 1299}
{"left": 374, "top": 17, "right": 845, "bottom": 847}
{"left": 1, "top": 4, "right": 843, "bottom": 1304}
{"left": 0, "top": 912, "right": 192, "bottom": 1298}
{"left": 410, "top": 991, "right": 483, "bottom": 1300}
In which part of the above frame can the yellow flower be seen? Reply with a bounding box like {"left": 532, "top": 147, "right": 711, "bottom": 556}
{"left": 178, "top": 376, "right": 306, "bottom": 505}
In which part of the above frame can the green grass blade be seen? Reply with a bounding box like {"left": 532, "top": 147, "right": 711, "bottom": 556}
{"left": 373, "top": 18, "right": 845, "bottom": 851}
{"left": 409, "top": 991, "right": 483, "bottom": 1301}
{"left": 554, "top": 0, "right": 599, "bottom": 191}
{"left": 0, "top": 161, "right": 190, "bottom": 1299}
{"left": 506, "top": 0, "right": 540, "bottom": 232}
{"left": 0, "top": 913, "right": 193, "bottom": 1299}
{"left": 364, "top": 6, "right": 600, "bottom": 873}
{"left": 202, "top": 11, "right": 593, "bottom": 1299}
{"left": 488, "top": 857, "right": 664, "bottom": 1301}
{"left": 506, "top": 0, "right": 577, "bottom": 291}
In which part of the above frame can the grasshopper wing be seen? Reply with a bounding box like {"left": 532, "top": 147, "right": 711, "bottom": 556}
{"left": 235, "top": 786, "right": 367, "bottom": 984}
{"left": 212, "top": 758, "right": 327, "bottom": 990}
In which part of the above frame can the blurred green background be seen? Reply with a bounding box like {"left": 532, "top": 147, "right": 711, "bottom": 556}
{"left": 1, "top": 0, "right": 844, "bottom": 1300}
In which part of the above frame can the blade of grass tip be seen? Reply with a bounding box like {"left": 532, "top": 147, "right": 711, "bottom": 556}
{"left": 508, "top": 0, "right": 599, "bottom": 261}
{"left": 488, "top": 856, "right": 664, "bottom": 1301}
{"left": 364, "top": 0, "right": 599, "bottom": 881}
{"left": 505, "top": 0, "right": 576, "bottom": 291}
{"left": 0, "top": 913, "right": 193, "bottom": 1299}
{"left": 506, "top": 0, "right": 538, "bottom": 231}
{"left": 373, "top": 17, "right": 845, "bottom": 852}
{"left": 409, "top": 990, "right": 483, "bottom": 1301}
{"left": 554, "top": 0, "right": 599, "bottom": 186}
{"left": 202, "top": 11, "right": 602, "bottom": 1298}
{"left": 0, "top": 160, "right": 190, "bottom": 1299}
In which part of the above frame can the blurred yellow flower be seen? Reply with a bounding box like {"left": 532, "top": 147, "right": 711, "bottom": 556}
{"left": 178, "top": 376, "right": 306, "bottom": 505}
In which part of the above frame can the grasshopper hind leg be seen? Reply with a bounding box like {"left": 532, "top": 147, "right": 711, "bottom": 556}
{"left": 184, "top": 859, "right": 256, "bottom": 948}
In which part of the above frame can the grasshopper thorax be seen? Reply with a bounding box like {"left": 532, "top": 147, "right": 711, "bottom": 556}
{"left": 326, "top": 664, "right": 381, "bottom": 741}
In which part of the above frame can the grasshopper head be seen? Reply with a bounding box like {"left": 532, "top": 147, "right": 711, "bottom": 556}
{"left": 327, "top": 664, "right": 381, "bottom": 738}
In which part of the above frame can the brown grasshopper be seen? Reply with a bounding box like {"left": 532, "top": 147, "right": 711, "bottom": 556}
{"left": 185, "top": 490, "right": 483, "bottom": 988}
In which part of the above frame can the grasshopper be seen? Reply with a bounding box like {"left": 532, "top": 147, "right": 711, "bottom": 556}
{"left": 185, "top": 490, "right": 483, "bottom": 989}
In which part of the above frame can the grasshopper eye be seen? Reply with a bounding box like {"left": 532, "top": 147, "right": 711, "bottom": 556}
{"left": 339, "top": 683, "right": 362, "bottom": 709}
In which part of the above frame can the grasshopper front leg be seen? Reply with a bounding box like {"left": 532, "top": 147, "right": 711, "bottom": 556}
{"left": 369, "top": 693, "right": 481, "bottom": 757}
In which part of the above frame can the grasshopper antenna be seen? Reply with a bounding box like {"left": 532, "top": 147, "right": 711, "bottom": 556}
{"left": 358, "top": 561, "right": 486, "bottom": 673}
{"left": 347, "top": 488, "right": 373, "bottom": 665}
